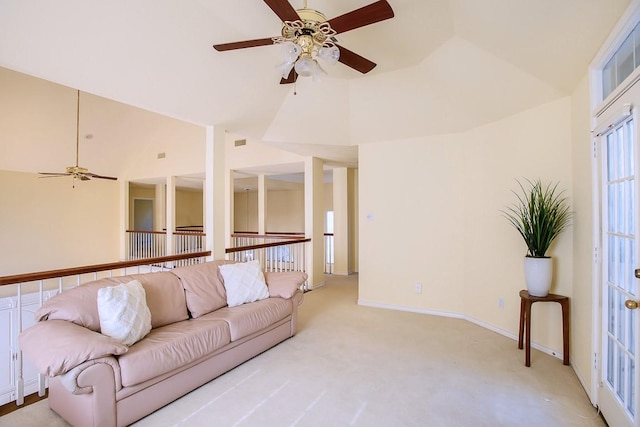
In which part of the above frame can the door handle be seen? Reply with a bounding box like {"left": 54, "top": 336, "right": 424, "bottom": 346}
{"left": 625, "top": 300, "right": 639, "bottom": 310}
{"left": 636, "top": 269, "right": 640, "bottom": 278}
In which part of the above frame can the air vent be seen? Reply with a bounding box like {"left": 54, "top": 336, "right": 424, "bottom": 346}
{"left": 234, "top": 139, "right": 247, "bottom": 147}
{"left": 157, "top": 152, "right": 166, "bottom": 159}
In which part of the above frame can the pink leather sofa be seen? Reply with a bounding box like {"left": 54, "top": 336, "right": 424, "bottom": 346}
{"left": 19, "top": 260, "right": 306, "bottom": 427}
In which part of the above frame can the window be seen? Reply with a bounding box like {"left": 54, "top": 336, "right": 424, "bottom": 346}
{"left": 603, "top": 21, "right": 640, "bottom": 99}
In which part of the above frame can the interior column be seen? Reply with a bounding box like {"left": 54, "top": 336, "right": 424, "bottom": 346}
{"left": 206, "top": 125, "right": 227, "bottom": 260}
{"left": 333, "top": 167, "right": 350, "bottom": 275}
{"left": 305, "top": 157, "right": 325, "bottom": 288}
{"left": 154, "top": 183, "right": 165, "bottom": 232}
{"left": 119, "top": 180, "right": 129, "bottom": 260}
{"left": 166, "top": 176, "right": 175, "bottom": 256}
{"left": 258, "top": 174, "right": 267, "bottom": 235}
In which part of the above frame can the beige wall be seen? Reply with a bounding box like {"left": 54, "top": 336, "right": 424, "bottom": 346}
{"left": 129, "top": 184, "right": 202, "bottom": 230}
{"left": 359, "top": 96, "right": 575, "bottom": 365}
{"left": 176, "top": 188, "right": 203, "bottom": 228}
{"left": 233, "top": 190, "right": 257, "bottom": 233}
{"left": 128, "top": 184, "right": 155, "bottom": 229}
{"left": 267, "top": 189, "right": 305, "bottom": 233}
{"left": 0, "top": 68, "right": 207, "bottom": 276}
{"left": 570, "top": 75, "right": 596, "bottom": 395}
{"left": 0, "top": 170, "right": 119, "bottom": 276}
{"left": 233, "top": 187, "right": 308, "bottom": 234}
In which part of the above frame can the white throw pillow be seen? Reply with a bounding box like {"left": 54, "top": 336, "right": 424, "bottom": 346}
{"left": 97, "top": 280, "right": 152, "bottom": 346}
{"left": 219, "top": 260, "right": 269, "bottom": 307}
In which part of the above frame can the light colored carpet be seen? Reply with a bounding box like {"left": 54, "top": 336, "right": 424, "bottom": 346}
{"left": 0, "top": 274, "right": 604, "bottom": 427}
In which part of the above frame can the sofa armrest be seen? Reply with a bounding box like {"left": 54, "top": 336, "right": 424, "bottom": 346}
{"left": 264, "top": 271, "right": 308, "bottom": 299}
{"left": 58, "top": 356, "right": 122, "bottom": 395}
{"left": 19, "top": 319, "right": 128, "bottom": 377}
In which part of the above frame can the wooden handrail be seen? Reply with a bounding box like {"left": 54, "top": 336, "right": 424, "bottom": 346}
{"left": 226, "top": 238, "right": 310, "bottom": 254}
{"left": 125, "top": 230, "right": 205, "bottom": 236}
{"left": 231, "top": 233, "right": 306, "bottom": 239}
{"left": 125, "top": 230, "right": 167, "bottom": 235}
{"left": 266, "top": 231, "right": 305, "bottom": 235}
{"left": 0, "top": 251, "right": 211, "bottom": 286}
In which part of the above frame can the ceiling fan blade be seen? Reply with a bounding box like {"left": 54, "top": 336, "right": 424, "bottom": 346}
{"left": 38, "top": 172, "right": 71, "bottom": 178}
{"left": 85, "top": 172, "right": 118, "bottom": 181}
{"left": 336, "top": 44, "right": 376, "bottom": 74}
{"left": 280, "top": 68, "right": 298, "bottom": 84}
{"left": 263, "top": 0, "right": 300, "bottom": 22}
{"left": 213, "top": 37, "right": 275, "bottom": 51}
{"left": 327, "top": 0, "right": 394, "bottom": 34}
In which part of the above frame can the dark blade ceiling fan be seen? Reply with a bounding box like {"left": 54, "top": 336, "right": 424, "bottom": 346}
{"left": 39, "top": 90, "right": 117, "bottom": 185}
{"left": 213, "top": 0, "right": 394, "bottom": 84}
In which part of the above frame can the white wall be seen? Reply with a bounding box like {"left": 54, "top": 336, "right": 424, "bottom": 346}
{"left": 359, "top": 97, "right": 574, "bottom": 358}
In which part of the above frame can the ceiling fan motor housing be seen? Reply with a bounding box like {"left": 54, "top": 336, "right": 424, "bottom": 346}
{"left": 296, "top": 8, "right": 327, "bottom": 23}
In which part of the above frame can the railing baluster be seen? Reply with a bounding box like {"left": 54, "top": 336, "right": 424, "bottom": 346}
{"left": 15, "top": 283, "right": 24, "bottom": 405}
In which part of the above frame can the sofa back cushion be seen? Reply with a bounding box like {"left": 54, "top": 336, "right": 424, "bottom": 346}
{"left": 172, "top": 260, "right": 235, "bottom": 318}
{"left": 35, "top": 272, "right": 188, "bottom": 331}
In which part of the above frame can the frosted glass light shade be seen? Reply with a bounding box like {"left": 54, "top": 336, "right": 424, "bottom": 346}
{"left": 281, "top": 42, "right": 301, "bottom": 63}
{"left": 294, "top": 56, "right": 317, "bottom": 77}
{"left": 277, "top": 61, "right": 295, "bottom": 79}
{"left": 318, "top": 45, "right": 340, "bottom": 65}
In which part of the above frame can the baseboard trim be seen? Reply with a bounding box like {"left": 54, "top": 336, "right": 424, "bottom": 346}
{"left": 308, "top": 281, "right": 326, "bottom": 291}
{"left": 357, "top": 299, "right": 464, "bottom": 319}
{"left": 358, "top": 299, "right": 566, "bottom": 363}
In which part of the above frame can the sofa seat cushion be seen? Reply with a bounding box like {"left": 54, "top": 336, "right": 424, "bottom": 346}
{"left": 118, "top": 318, "right": 231, "bottom": 387}
{"left": 204, "top": 297, "right": 292, "bottom": 341}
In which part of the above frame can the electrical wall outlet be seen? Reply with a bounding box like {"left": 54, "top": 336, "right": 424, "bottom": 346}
{"left": 414, "top": 282, "right": 422, "bottom": 294}
{"left": 498, "top": 298, "right": 505, "bottom": 309}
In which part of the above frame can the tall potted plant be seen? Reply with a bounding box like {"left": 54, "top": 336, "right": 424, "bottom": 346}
{"left": 503, "top": 179, "right": 572, "bottom": 297}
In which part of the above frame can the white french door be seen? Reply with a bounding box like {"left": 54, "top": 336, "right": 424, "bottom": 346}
{"left": 598, "top": 98, "right": 640, "bottom": 426}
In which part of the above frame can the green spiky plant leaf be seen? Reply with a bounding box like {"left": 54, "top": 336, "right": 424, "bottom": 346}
{"left": 502, "top": 179, "right": 573, "bottom": 258}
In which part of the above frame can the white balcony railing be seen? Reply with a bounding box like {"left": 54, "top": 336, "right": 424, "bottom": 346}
{"left": 127, "top": 230, "right": 205, "bottom": 261}
{"left": 227, "top": 234, "right": 309, "bottom": 274}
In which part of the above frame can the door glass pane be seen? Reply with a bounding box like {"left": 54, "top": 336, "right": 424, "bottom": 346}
{"left": 630, "top": 359, "right": 636, "bottom": 415}
{"left": 609, "top": 336, "right": 615, "bottom": 386}
{"left": 630, "top": 309, "right": 636, "bottom": 356}
{"left": 603, "top": 116, "right": 637, "bottom": 422}
{"left": 610, "top": 286, "right": 616, "bottom": 334}
{"left": 618, "top": 343, "right": 626, "bottom": 400}
{"left": 608, "top": 133, "right": 615, "bottom": 180}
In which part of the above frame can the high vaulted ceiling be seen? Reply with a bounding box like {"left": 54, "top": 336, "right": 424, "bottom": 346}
{"left": 0, "top": 0, "right": 631, "bottom": 166}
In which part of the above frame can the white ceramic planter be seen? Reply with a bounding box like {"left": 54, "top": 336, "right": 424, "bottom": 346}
{"left": 524, "top": 256, "right": 552, "bottom": 297}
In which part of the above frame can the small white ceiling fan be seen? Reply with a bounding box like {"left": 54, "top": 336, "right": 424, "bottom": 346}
{"left": 39, "top": 90, "right": 117, "bottom": 185}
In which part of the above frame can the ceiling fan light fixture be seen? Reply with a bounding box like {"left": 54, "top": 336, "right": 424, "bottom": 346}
{"left": 294, "top": 55, "right": 317, "bottom": 77}
{"left": 280, "top": 41, "right": 301, "bottom": 63}
{"left": 317, "top": 45, "right": 340, "bottom": 65}
{"left": 277, "top": 60, "right": 296, "bottom": 79}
